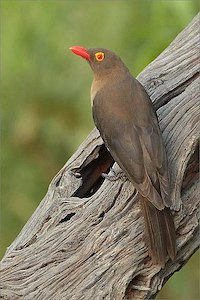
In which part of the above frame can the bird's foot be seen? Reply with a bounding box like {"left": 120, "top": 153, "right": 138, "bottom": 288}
{"left": 69, "top": 170, "right": 82, "bottom": 178}
{"left": 102, "top": 169, "right": 128, "bottom": 182}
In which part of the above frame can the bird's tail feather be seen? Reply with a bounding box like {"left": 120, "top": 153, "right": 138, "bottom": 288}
{"left": 140, "top": 196, "right": 176, "bottom": 267}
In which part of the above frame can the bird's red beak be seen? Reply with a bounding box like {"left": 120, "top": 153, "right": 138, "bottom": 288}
{"left": 69, "top": 46, "right": 90, "bottom": 61}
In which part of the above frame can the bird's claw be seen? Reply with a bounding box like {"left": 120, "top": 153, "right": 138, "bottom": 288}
{"left": 69, "top": 170, "right": 82, "bottom": 178}
{"left": 102, "top": 169, "right": 128, "bottom": 182}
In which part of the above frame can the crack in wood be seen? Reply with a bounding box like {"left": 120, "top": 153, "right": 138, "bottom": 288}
{"left": 155, "top": 72, "right": 199, "bottom": 110}
{"left": 181, "top": 141, "right": 199, "bottom": 194}
{"left": 17, "top": 234, "right": 37, "bottom": 250}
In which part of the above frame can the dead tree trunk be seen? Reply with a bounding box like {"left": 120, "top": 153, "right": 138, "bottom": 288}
{"left": 1, "top": 14, "right": 199, "bottom": 300}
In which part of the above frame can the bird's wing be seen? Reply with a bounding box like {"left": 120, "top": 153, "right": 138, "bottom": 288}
{"left": 103, "top": 121, "right": 167, "bottom": 210}
{"left": 138, "top": 124, "right": 171, "bottom": 207}
{"left": 131, "top": 79, "right": 171, "bottom": 207}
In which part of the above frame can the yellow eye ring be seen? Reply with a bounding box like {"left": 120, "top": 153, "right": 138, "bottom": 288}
{"left": 95, "top": 52, "right": 105, "bottom": 62}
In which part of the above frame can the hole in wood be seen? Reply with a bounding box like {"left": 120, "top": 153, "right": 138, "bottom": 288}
{"left": 98, "top": 211, "right": 105, "bottom": 219}
{"left": 125, "top": 274, "right": 149, "bottom": 299}
{"left": 59, "top": 212, "right": 76, "bottom": 223}
{"left": 71, "top": 144, "right": 114, "bottom": 198}
{"left": 181, "top": 141, "right": 199, "bottom": 194}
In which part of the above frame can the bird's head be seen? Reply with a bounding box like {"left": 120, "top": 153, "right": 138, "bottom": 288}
{"left": 69, "top": 46, "right": 127, "bottom": 77}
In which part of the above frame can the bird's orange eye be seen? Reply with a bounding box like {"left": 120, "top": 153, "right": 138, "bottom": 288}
{"left": 95, "top": 52, "right": 105, "bottom": 62}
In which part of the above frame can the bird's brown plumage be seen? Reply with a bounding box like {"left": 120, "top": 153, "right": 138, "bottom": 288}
{"left": 70, "top": 46, "right": 176, "bottom": 267}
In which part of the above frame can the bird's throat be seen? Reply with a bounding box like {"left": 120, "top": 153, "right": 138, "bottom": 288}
{"left": 90, "top": 77, "right": 106, "bottom": 107}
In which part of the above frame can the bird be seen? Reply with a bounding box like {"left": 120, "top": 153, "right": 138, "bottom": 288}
{"left": 69, "top": 46, "right": 176, "bottom": 267}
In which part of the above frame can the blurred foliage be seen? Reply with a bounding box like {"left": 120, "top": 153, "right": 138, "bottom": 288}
{"left": 1, "top": 0, "right": 199, "bottom": 299}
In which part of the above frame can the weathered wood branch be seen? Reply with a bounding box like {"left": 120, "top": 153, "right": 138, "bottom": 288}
{"left": 1, "top": 14, "right": 199, "bottom": 300}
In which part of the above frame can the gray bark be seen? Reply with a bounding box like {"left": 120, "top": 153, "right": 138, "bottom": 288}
{"left": 1, "top": 14, "right": 199, "bottom": 300}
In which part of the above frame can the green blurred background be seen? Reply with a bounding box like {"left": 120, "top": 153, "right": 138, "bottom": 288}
{"left": 1, "top": 1, "right": 199, "bottom": 299}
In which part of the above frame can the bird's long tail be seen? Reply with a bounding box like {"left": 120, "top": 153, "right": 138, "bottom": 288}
{"left": 140, "top": 196, "right": 176, "bottom": 267}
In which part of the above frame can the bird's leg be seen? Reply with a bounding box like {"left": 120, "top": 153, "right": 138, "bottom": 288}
{"left": 102, "top": 168, "right": 128, "bottom": 182}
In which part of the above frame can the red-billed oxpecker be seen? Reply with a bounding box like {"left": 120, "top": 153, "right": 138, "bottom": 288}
{"left": 70, "top": 46, "right": 176, "bottom": 267}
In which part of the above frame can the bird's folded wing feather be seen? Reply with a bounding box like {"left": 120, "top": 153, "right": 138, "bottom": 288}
{"left": 103, "top": 124, "right": 167, "bottom": 210}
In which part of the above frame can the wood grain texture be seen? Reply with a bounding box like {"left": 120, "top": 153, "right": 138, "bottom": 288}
{"left": 1, "top": 14, "right": 199, "bottom": 300}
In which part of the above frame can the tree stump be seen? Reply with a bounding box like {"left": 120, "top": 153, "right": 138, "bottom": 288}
{"left": 1, "top": 13, "right": 199, "bottom": 300}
